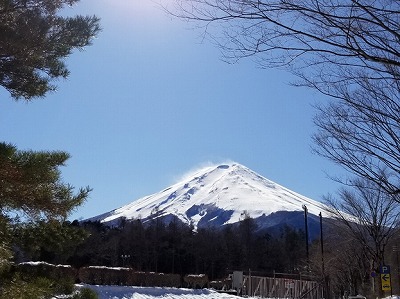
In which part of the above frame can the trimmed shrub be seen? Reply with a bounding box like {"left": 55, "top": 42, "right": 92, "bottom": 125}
{"left": 16, "top": 261, "right": 78, "bottom": 282}
{"left": 184, "top": 274, "right": 209, "bottom": 289}
{"left": 78, "top": 267, "right": 181, "bottom": 287}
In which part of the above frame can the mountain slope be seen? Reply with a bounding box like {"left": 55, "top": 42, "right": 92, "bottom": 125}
{"left": 89, "top": 163, "right": 331, "bottom": 231}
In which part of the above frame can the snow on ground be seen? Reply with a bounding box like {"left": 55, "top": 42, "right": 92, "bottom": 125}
{"left": 76, "top": 284, "right": 245, "bottom": 299}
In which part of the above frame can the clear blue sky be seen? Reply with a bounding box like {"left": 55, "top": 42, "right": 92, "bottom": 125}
{"left": 0, "top": 0, "right": 344, "bottom": 220}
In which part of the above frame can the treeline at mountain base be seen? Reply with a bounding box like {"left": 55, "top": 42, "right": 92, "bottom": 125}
{"left": 12, "top": 216, "right": 400, "bottom": 299}
{"left": 16, "top": 216, "right": 307, "bottom": 280}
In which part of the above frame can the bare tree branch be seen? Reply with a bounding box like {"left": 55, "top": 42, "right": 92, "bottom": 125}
{"left": 164, "top": 0, "right": 400, "bottom": 198}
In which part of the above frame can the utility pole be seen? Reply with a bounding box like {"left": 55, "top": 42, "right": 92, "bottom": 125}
{"left": 319, "top": 212, "right": 325, "bottom": 274}
{"left": 393, "top": 245, "right": 400, "bottom": 294}
{"left": 302, "top": 205, "right": 309, "bottom": 264}
{"left": 320, "top": 212, "right": 329, "bottom": 299}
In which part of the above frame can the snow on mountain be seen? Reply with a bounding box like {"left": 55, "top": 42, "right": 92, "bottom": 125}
{"left": 89, "top": 162, "right": 331, "bottom": 230}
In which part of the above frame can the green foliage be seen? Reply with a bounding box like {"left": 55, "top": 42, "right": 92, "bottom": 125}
{"left": 54, "top": 277, "right": 76, "bottom": 296}
{"left": 0, "top": 276, "right": 57, "bottom": 299}
{"left": 0, "top": 215, "right": 13, "bottom": 272}
{"left": 72, "top": 287, "right": 99, "bottom": 299}
{"left": 0, "top": 1, "right": 98, "bottom": 298}
{"left": 0, "top": 142, "right": 91, "bottom": 295}
{"left": 0, "top": 0, "right": 101, "bottom": 99}
{"left": 14, "top": 220, "right": 89, "bottom": 263}
{"left": 0, "top": 268, "right": 77, "bottom": 298}
{"left": 0, "top": 142, "right": 91, "bottom": 221}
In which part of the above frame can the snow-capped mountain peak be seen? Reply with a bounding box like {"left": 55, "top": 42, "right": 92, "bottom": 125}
{"left": 90, "top": 162, "right": 330, "bottom": 230}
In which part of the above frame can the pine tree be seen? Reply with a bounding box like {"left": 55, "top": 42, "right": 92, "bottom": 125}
{"left": 0, "top": 1, "right": 99, "bottom": 297}
{"left": 0, "top": 143, "right": 90, "bottom": 219}
{"left": 0, "top": 142, "right": 91, "bottom": 295}
{"left": 0, "top": 0, "right": 100, "bottom": 99}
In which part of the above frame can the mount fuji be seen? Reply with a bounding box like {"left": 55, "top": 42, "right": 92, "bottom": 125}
{"left": 89, "top": 163, "right": 333, "bottom": 235}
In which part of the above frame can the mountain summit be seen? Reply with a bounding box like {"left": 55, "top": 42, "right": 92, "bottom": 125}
{"left": 90, "top": 163, "right": 330, "bottom": 231}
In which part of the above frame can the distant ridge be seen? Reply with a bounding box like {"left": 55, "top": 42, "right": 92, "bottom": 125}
{"left": 89, "top": 162, "right": 332, "bottom": 233}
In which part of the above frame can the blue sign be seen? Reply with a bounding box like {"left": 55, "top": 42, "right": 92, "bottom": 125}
{"left": 381, "top": 265, "right": 391, "bottom": 274}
